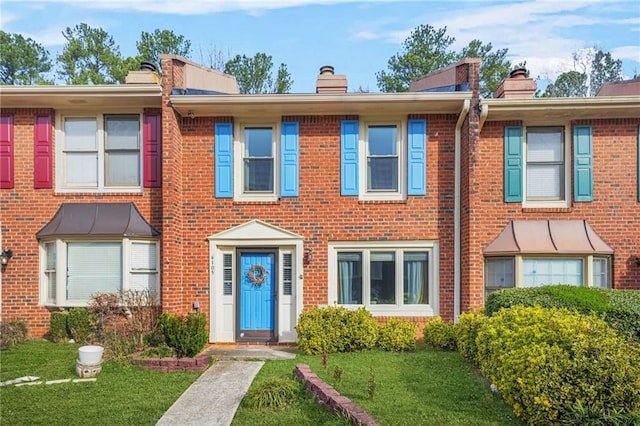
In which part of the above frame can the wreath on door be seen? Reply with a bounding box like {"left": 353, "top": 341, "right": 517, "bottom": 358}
{"left": 247, "top": 264, "right": 268, "bottom": 286}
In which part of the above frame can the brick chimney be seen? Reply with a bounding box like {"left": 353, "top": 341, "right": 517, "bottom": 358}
{"left": 494, "top": 67, "right": 536, "bottom": 98}
{"left": 316, "top": 65, "right": 348, "bottom": 93}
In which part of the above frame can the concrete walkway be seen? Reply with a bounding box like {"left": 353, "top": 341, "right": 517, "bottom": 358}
{"left": 156, "top": 346, "right": 296, "bottom": 426}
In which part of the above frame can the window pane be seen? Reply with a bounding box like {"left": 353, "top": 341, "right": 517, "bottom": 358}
{"left": 593, "top": 257, "right": 611, "bottom": 288}
{"left": 105, "top": 152, "right": 140, "bottom": 186}
{"left": 105, "top": 116, "right": 139, "bottom": 149}
{"left": 368, "top": 157, "right": 398, "bottom": 191}
{"left": 338, "top": 252, "right": 362, "bottom": 304}
{"left": 45, "top": 242, "right": 57, "bottom": 302}
{"left": 245, "top": 128, "right": 273, "bottom": 157}
{"left": 66, "top": 153, "right": 98, "bottom": 186}
{"left": 45, "top": 242, "right": 57, "bottom": 270}
{"left": 404, "top": 252, "right": 428, "bottom": 304}
{"left": 527, "top": 165, "right": 561, "bottom": 199}
{"left": 130, "top": 273, "right": 156, "bottom": 293}
{"left": 65, "top": 118, "right": 97, "bottom": 150}
{"left": 523, "top": 258, "right": 582, "bottom": 287}
{"left": 244, "top": 158, "right": 274, "bottom": 191}
{"left": 368, "top": 126, "right": 397, "bottom": 155}
{"left": 131, "top": 242, "right": 156, "bottom": 270}
{"left": 485, "top": 257, "right": 515, "bottom": 288}
{"left": 67, "top": 242, "right": 122, "bottom": 301}
{"left": 371, "top": 252, "right": 395, "bottom": 304}
{"left": 527, "top": 130, "right": 562, "bottom": 162}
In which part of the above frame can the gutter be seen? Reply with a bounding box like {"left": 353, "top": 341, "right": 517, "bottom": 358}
{"left": 454, "top": 99, "right": 470, "bottom": 322}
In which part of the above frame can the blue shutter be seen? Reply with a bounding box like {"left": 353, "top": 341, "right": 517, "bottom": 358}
{"left": 215, "top": 123, "right": 233, "bottom": 198}
{"left": 504, "top": 126, "right": 523, "bottom": 202}
{"left": 573, "top": 125, "right": 593, "bottom": 202}
{"left": 281, "top": 121, "right": 299, "bottom": 197}
{"left": 407, "top": 119, "right": 426, "bottom": 195}
{"left": 341, "top": 120, "right": 359, "bottom": 196}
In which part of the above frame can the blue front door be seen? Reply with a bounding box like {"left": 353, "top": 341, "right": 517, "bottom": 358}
{"left": 238, "top": 250, "right": 276, "bottom": 341}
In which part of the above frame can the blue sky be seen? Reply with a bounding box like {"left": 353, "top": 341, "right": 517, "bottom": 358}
{"left": 1, "top": 0, "right": 639, "bottom": 93}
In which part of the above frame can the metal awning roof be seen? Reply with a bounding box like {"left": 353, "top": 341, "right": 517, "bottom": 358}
{"left": 36, "top": 203, "right": 160, "bottom": 238}
{"left": 483, "top": 220, "right": 613, "bottom": 255}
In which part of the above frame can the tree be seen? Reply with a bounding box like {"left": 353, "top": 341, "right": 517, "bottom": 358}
{"left": 542, "top": 48, "right": 623, "bottom": 97}
{"left": 376, "top": 24, "right": 456, "bottom": 93}
{"left": 136, "top": 29, "right": 191, "bottom": 73}
{"left": 57, "top": 23, "right": 126, "bottom": 84}
{"left": 224, "top": 53, "right": 293, "bottom": 94}
{"left": 376, "top": 25, "right": 511, "bottom": 97}
{"left": 457, "top": 39, "right": 511, "bottom": 98}
{"left": 589, "top": 50, "right": 622, "bottom": 96}
{"left": 0, "top": 31, "right": 52, "bottom": 85}
{"left": 542, "top": 71, "right": 587, "bottom": 97}
{"left": 197, "top": 41, "right": 232, "bottom": 71}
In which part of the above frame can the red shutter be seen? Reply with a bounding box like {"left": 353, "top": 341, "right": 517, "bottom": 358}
{"left": 34, "top": 114, "right": 53, "bottom": 189}
{"left": 0, "top": 114, "right": 14, "bottom": 189}
{"left": 143, "top": 113, "right": 161, "bottom": 188}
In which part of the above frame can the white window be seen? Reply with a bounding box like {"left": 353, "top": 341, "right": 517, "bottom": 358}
{"left": 329, "top": 241, "right": 438, "bottom": 316}
{"left": 484, "top": 255, "right": 611, "bottom": 298}
{"left": 234, "top": 123, "right": 278, "bottom": 201}
{"left": 524, "top": 126, "right": 568, "bottom": 206}
{"left": 41, "top": 239, "right": 159, "bottom": 307}
{"left": 58, "top": 114, "right": 141, "bottom": 192}
{"left": 360, "top": 121, "right": 404, "bottom": 201}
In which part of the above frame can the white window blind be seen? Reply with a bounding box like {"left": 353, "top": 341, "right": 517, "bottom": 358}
{"left": 523, "top": 258, "right": 582, "bottom": 287}
{"left": 65, "top": 118, "right": 98, "bottom": 186}
{"left": 67, "top": 242, "right": 122, "bottom": 300}
{"left": 130, "top": 242, "right": 157, "bottom": 293}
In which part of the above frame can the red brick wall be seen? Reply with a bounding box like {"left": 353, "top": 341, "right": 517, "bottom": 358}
{"left": 0, "top": 108, "right": 162, "bottom": 337}
{"left": 464, "top": 118, "right": 640, "bottom": 312}
{"left": 171, "top": 113, "right": 459, "bottom": 322}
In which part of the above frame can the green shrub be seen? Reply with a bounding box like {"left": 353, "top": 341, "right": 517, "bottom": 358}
{"left": 0, "top": 320, "right": 28, "bottom": 349}
{"left": 296, "top": 306, "right": 378, "bottom": 355}
{"left": 49, "top": 311, "right": 69, "bottom": 343}
{"left": 248, "top": 377, "right": 300, "bottom": 410}
{"left": 485, "top": 286, "right": 640, "bottom": 343}
{"left": 67, "top": 308, "right": 96, "bottom": 344}
{"left": 475, "top": 305, "right": 640, "bottom": 424}
{"left": 378, "top": 318, "right": 416, "bottom": 352}
{"left": 454, "top": 311, "right": 486, "bottom": 364}
{"left": 422, "top": 316, "right": 456, "bottom": 351}
{"left": 158, "top": 312, "right": 208, "bottom": 358}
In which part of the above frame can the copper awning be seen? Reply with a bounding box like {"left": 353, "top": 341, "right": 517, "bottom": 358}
{"left": 36, "top": 203, "right": 160, "bottom": 238}
{"left": 483, "top": 220, "right": 613, "bottom": 255}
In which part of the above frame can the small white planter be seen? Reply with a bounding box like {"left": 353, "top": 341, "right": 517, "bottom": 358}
{"left": 78, "top": 345, "right": 104, "bottom": 365}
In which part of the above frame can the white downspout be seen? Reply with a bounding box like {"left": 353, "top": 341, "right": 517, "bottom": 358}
{"left": 454, "top": 100, "right": 470, "bottom": 322}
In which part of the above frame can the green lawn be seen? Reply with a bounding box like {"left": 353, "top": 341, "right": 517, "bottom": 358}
{"left": 2, "top": 341, "right": 521, "bottom": 425}
{"left": 233, "top": 346, "right": 522, "bottom": 426}
{"left": 0, "top": 340, "right": 201, "bottom": 426}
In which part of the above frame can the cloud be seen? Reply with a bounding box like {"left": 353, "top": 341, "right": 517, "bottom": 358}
{"left": 24, "top": 0, "right": 395, "bottom": 16}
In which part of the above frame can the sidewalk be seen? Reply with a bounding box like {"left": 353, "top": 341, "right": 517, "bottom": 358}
{"left": 156, "top": 346, "right": 296, "bottom": 426}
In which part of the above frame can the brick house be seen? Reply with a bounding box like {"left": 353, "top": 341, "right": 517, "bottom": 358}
{"left": 0, "top": 56, "right": 638, "bottom": 343}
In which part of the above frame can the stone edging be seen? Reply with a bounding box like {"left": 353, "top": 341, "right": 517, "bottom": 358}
{"left": 294, "top": 363, "right": 379, "bottom": 426}
{"left": 132, "top": 354, "right": 211, "bottom": 372}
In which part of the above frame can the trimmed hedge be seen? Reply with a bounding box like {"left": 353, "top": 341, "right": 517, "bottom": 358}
{"left": 454, "top": 311, "right": 486, "bottom": 364}
{"left": 378, "top": 318, "right": 416, "bottom": 352}
{"left": 422, "top": 316, "right": 456, "bottom": 351}
{"left": 158, "top": 312, "right": 208, "bottom": 358}
{"left": 485, "top": 286, "right": 640, "bottom": 342}
{"left": 475, "top": 305, "right": 640, "bottom": 424}
{"left": 296, "top": 306, "right": 378, "bottom": 355}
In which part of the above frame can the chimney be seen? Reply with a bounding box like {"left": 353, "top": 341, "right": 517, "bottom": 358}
{"left": 316, "top": 65, "right": 348, "bottom": 93}
{"left": 494, "top": 67, "right": 536, "bottom": 98}
{"left": 125, "top": 61, "right": 160, "bottom": 84}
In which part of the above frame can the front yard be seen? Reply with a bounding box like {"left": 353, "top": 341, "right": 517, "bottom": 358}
{"left": 1, "top": 340, "right": 520, "bottom": 425}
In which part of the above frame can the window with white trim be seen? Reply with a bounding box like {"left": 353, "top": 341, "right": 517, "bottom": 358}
{"left": 234, "top": 123, "right": 278, "bottom": 201}
{"left": 361, "top": 121, "right": 404, "bottom": 200}
{"left": 485, "top": 255, "right": 611, "bottom": 298}
{"left": 329, "top": 241, "right": 438, "bottom": 316}
{"left": 525, "top": 126, "right": 567, "bottom": 204}
{"left": 58, "top": 114, "right": 141, "bottom": 192}
{"left": 41, "top": 239, "right": 159, "bottom": 306}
